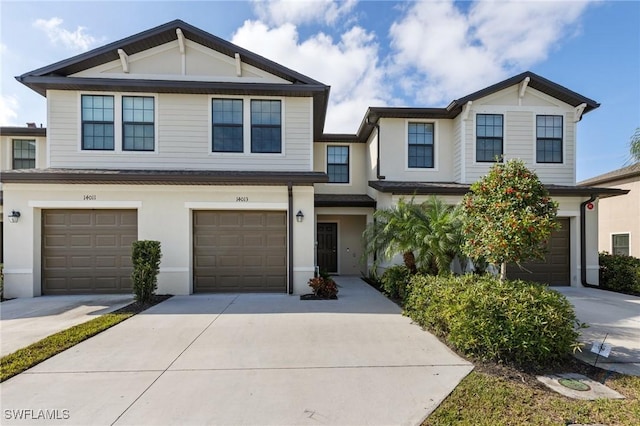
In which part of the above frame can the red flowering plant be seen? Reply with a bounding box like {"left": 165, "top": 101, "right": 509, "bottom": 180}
{"left": 461, "top": 159, "right": 559, "bottom": 281}
{"left": 308, "top": 271, "right": 338, "bottom": 299}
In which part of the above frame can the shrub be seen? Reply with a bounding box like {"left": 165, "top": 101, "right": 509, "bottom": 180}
{"left": 599, "top": 252, "right": 640, "bottom": 295}
{"left": 404, "top": 274, "right": 582, "bottom": 369}
{"left": 380, "top": 265, "right": 412, "bottom": 302}
{"left": 131, "top": 240, "right": 162, "bottom": 303}
{"left": 308, "top": 276, "right": 338, "bottom": 299}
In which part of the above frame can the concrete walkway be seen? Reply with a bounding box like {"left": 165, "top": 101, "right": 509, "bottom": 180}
{"left": 555, "top": 287, "right": 640, "bottom": 376}
{"left": 0, "top": 295, "right": 133, "bottom": 357}
{"left": 0, "top": 277, "right": 473, "bottom": 425}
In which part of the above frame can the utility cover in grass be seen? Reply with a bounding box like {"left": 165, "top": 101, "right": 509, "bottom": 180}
{"left": 536, "top": 373, "right": 625, "bottom": 400}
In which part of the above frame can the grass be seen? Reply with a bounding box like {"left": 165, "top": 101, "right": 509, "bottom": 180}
{"left": 425, "top": 370, "right": 640, "bottom": 426}
{"left": 0, "top": 312, "right": 133, "bottom": 382}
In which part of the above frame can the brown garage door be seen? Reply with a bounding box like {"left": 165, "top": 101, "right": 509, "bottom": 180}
{"left": 508, "top": 218, "right": 570, "bottom": 286}
{"left": 42, "top": 209, "right": 137, "bottom": 295}
{"left": 193, "top": 210, "right": 287, "bottom": 293}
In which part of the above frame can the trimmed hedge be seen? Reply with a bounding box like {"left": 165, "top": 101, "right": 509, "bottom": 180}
{"left": 599, "top": 252, "right": 640, "bottom": 296}
{"left": 404, "top": 274, "right": 582, "bottom": 368}
{"left": 131, "top": 240, "right": 162, "bottom": 303}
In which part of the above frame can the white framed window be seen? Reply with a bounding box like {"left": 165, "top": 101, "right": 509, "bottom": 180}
{"left": 251, "top": 99, "right": 282, "bottom": 153}
{"left": 327, "top": 145, "right": 349, "bottom": 183}
{"left": 212, "top": 98, "right": 243, "bottom": 153}
{"left": 81, "top": 95, "right": 114, "bottom": 150}
{"left": 476, "top": 113, "right": 503, "bottom": 162}
{"left": 12, "top": 139, "right": 36, "bottom": 169}
{"left": 408, "top": 122, "right": 434, "bottom": 168}
{"left": 122, "top": 96, "right": 155, "bottom": 151}
{"left": 536, "top": 115, "right": 563, "bottom": 163}
{"left": 612, "top": 233, "right": 630, "bottom": 256}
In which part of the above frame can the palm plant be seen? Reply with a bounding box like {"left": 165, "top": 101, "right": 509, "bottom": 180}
{"left": 363, "top": 196, "right": 464, "bottom": 276}
{"left": 629, "top": 127, "right": 640, "bottom": 164}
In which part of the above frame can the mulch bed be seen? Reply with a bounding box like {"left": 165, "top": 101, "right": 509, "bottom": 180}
{"left": 111, "top": 294, "right": 172, "bottom": 314}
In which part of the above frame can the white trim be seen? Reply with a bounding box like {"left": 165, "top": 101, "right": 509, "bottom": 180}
{"left": 160, "top": 267, "right": 189, "bottom": 273}
{"left": 404, "top": 119, "right": 439, "bottom": 172}
{"left": 309, "top": 97, "right": 314, "bottom": 172}
{"left": 28, "top": 201, "right": 142, "bottom": 208}
{"left": 77, "top": 91, "right": 159, "bottom": 155}
{"left": 533, "top": 113, "right": 566, "bottom": 166}
{"left": 184, "top": 202, "right": 288, "bottom": 210}
{"left": 3, "top": 269, "right": 31, "bottom": 274}
{"left": 293, "top": 267, "right": 316, "bottom": 272}
{"left": 472, "top": 111, "right": 506, "bottom": 165}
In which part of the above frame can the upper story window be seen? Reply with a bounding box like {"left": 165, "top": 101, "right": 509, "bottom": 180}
{"left": 251, "top": 100, "right": 281, "bottom": 153}
{"left": 123, "top": 96, "right": 155, "bottom": 151}
{"left": 536, "top": 115, "right": 563, "bottom": 163}
{"left": 12, "top": 139, "right": 36, "bottom": 169}
{"left": 408, "top": 122, "right": 434, "bottom": 168}
{"left": 327, "top": 146, "right": 349, "bottom": 183}
{"left": 82, "top": 95, "right": 114, "bottom": 150}
{"left": 212, "top": 99, "right": 243, "bottom": 152}
{"left": 612, "top": 233, "right": 630, "bottom": 256}
{"left": 476, "top": 114, "right": 503, "bottom": 162}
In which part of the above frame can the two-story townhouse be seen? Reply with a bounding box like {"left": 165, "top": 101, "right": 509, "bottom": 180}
{"left": 1, "top": 20, "right": 625, "bottom": 298}
{"left": 0, "top": 125, "right": 47, "bottom": 262}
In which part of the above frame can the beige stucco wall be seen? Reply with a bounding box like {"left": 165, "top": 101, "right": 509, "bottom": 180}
{"left": 2, "top": 183, "right": 315, "bottom": 297}
{"left": 313, "top": 143, "right": 368, "bottom": 194}
{"left": 597, "top": 178, "right": 640, "bottom": 257}
{"left": 46, "top": 90, "right": 313, "bottom": 171}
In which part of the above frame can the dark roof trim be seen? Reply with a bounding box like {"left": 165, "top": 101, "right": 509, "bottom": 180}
{"left": 19, "top": 19, "right": 324, "bottom": 86}
{"left": 315, "top": 134, "right": 362, "bottom": 143}
{"left": 0, "top": 127, "right": 46, "bottom": 137}
{"left": 448, "top": 71, "right": 600, "bottom": 117}
{"left": 0, "top": 169, "right": 329, "bottom": 186}
{"left": 314, "top": 194, "right": 376, "bottom": 208}
{"left": 368, "top": 181, "right": 628, "bottom": 198}
{"left": 578, "top": 163, "right": 640, "bottom": 186}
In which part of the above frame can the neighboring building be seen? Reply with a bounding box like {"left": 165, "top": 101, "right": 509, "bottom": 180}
{"left": 0, "top": 125, "right": 47, "bottom": 262}
{"left": 579, "top": 163, "right": 640, "bottom": 258}
{"left": 1, "top": 20, "right": 625, "bottom": 297}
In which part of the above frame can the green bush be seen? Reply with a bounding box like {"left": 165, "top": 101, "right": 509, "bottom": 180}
{"left": 599, "top": 252, "right": 640, "bottom": 295}
{"left": 131, "top": 240, "right": 162, "bottom": 303}
{"left": 404, "top": 274, "right": 582, "bottom": 368}
{"left": 380, "top": 265, "right": 412, "bottom": 301}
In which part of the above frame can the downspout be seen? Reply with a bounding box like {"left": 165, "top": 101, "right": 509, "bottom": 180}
{"left": 369, "top": 118, "right": 385, "bottom": 180}
{"left": 288, "top": 182, "right": 294, "bottom": 294}
{"left": 580, "top": 195, "right": 597, "bottom": 286}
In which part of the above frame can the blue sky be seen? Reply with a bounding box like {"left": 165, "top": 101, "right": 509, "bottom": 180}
{"left": 1, "top": 0, "right": 638, "bottom": 181}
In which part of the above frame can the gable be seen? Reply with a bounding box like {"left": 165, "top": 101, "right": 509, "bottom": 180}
{"left": 474, "top": 85, "right": 571, "bottom": 110}
{"left": 70, "top": 39, "right": 290, "bottom": 84}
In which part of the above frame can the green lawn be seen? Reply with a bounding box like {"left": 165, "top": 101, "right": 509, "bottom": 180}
{"left": 425, "top": 370, "right": 640, "bottom": 425}
{"left": 1, "top": 312, "right": 133, "bottom": 382}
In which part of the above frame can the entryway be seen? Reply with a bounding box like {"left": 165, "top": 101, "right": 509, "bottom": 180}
{"left": 317, "top": 222, "right": 338, "bottom": 273}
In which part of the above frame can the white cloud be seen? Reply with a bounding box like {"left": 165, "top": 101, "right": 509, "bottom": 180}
{"left": 232, "top": 20, "right": 388, "bottom": 133}
{"left": 389, "top": 0, "right": 591, "bottom": 105}
{"left": 252, "top": 0, "right": 358, "bottom": 26}
{"left": 0, "top": 95, "right": 19, "bottom": 126}
{"left": 33, "top": 17, "right": 98, "bottom": 51}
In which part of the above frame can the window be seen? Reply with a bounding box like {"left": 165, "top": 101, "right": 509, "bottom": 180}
{"left": 408, "top": 122, "right": 434, "bottom": 168}
{"left": 82, "top": 95, "right": 114, "bottom": 150}
{"left": 212, "top": 99, "right": 243, "bottom": 152}
{"left": 536, "top": 115, "right": 563, "bottom": 163}
{"left": 12, "top": 139, "right": 36, "bottom": 169}
{"left": 251, "top": 100, "right": 281, "bottom": 153}
{"left": 123, "top": 96, "right": 155, "bottom": 151}
{"left": 612, "top": 233, "right": 630, "bottom": 256}
{"left": 476, "top": 114, "right": 503, "bottom": 162}
{"left": 327, "top": 146, "right": 349, "bottom": 183}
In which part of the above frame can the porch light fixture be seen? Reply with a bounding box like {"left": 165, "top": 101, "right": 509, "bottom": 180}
{"left": 8, "top": 210, "right": 21, "bottom": 223}
{"left": 296, "top": 210, "right": 304, "bottom": 223}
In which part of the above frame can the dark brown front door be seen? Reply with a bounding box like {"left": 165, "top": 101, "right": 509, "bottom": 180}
{"left": 317, "top": 223, "right": 338, "bottom": 273}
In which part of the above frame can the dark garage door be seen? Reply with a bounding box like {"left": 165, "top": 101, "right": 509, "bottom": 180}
{"left": 508, "top": 218, "right": 570, "bottom": 286}
{"left": 42, "top": 209, "right": 138, "bottom": 295}
{"left": 193, "top": 210, "right": 287, "bottom": 293}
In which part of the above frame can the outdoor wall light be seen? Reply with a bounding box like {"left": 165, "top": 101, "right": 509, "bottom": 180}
{"left": 296, "top": 210, "right": 304, "bottom": 223}
{"left": 8, "top": 210, "right": 21, "bottom": 223}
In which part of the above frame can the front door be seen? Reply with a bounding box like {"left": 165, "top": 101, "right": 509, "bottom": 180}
{"left": 317, "top": 223, "right": 338, "bottom": 273}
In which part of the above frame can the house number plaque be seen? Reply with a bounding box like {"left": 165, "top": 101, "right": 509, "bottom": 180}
{"left": 236, "top": 196, "right": 249, "bottom": 202}
{"left": 83, "top": 194, "right": 97, "bottom": 200}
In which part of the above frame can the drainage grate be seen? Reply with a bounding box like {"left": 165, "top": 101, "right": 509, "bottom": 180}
{"left": 558, "top": 378, "right": 591, "bottom": 391}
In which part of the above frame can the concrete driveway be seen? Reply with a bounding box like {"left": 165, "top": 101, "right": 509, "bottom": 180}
{"left": 0, "top": 277, "right": 473, "bottom": 425}
{"left": 555, "top": 287, "right": 640, "bottom": 376}
{"left": 0, "top": 295, "right": 133, "bottom": 357}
